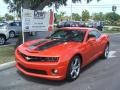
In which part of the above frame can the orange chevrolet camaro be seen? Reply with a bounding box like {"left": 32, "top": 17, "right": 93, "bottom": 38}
{"left": 15, "top": 27, "right": 110, "bottom": 81}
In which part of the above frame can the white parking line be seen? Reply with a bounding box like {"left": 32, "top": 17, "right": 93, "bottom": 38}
{"left": 108, "top": 51, "right": 117, "bottom": 58}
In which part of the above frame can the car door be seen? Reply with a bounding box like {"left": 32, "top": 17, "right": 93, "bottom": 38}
{"left": 78, "top": 31, "right": 95, "bottom": 65}
{"left": 83, "top": 39, "right": 96, "bottom": 64}
{"left": 8, "top": 22, "right": 17, "bottom": 34}
{"left": 88, "top": 30, "right": 102, "bottom": 58}
{"left": 87, "top": 31, "right": 99, "bottom": 61}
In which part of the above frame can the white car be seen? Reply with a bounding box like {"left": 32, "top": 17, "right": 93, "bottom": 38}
{"left": 0, "top": 23, "right": 9, "bottom": 45}
{"left": 8, "top": 21, "right": 22, "bottom": 38}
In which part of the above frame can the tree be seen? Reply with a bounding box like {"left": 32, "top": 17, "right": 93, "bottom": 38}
{"left": 72, "top": 13, "right": 81, "bottom": 21}
{"left": 4, "top": 0, "right": 101, "bottom": 48}
{"left": 4, "top": 0, "right": 101, "bottom": 13}
{"left": 105, "top": 12, "right": 120, "bottom": 25}
{"left": 92, "top": 12, "right": 105, "bottom": 21}
{"left": 54, "top": 12, "right": 66, "bottom": 23}
{"left": 0, "top": 17, "right": 3, "bottom": 21}
{"left": 5, "top": 13, "right": 14, "bottom": 21}
{"left": 82, "top": 10, "right": 90, "bottom": 21}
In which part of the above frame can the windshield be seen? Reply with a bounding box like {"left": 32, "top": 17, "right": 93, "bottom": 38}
{"left": 49, "top": 30, "right": 85, "bottom": 42}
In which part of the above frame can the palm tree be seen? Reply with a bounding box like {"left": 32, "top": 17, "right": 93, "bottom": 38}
{"left": 4, "top": 0, "right": 101, "bottom": 12}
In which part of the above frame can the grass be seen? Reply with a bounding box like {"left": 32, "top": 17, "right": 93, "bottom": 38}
{"left": 102, "top": 30, "right": 120, "bottom": 33}
{"left": 0, "top": 45, "right": 15, "bottom": 64}
{"left": 103, "top": 26, "right": 120, "bottom": 33}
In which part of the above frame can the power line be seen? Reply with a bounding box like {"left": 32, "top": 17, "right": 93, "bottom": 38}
{"left": 60, "top": 5, "right": 120, "bottom": 8}
{"left": 62, "top": 6, "right": 120, "bottom": 8}
{"left": 71, "top": 4, "right": 120, "bottom": 6}
{"left": 59, "top": 4, "right": 120, "bottom": 8}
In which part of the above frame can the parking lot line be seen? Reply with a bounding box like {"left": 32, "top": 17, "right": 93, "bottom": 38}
{"left": 108, "top": 51, "right": 116, "bottom": 58}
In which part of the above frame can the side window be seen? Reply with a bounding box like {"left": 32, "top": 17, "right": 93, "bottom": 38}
{"left": 16, "top": 22, "right": 19, "bottom": 26}
{"left": 9, "top": 22, "right": 17, "bottom": 26}
{"left": 95, "top": 30, "right": 101, "bottom": 38}
{"left": 88, "top": 30, "right": 101, "bottom": 39}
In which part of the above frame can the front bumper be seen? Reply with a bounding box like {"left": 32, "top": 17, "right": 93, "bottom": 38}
{"left": 15, "top": 50, "right": 68, "bottom": 80}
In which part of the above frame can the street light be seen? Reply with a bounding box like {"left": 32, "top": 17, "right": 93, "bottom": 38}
{"left": 112, "top": 5, "right": 117, "bottom": 12}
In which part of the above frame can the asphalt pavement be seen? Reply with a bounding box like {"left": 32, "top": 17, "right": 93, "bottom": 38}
{"left": 0, "top": 34, "right": 120, "bottom": 90}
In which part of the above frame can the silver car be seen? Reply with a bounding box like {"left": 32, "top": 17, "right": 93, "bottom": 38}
{"left": 0, "top": 21, "right": 22, "bottom": 45}
{"left": 8, "top": 21, "right": 22, "bottom": 38}
{"left": 0, "top": 23, "right": 9, "bottom": 45}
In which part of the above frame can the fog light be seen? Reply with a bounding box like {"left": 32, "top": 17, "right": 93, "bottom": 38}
{"left": 52, "top": 69, "right": 58, "bottom": 74}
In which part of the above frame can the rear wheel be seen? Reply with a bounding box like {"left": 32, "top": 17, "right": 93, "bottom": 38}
{"left": 0, "top": 36, "right": 5, "bottom": 45}
{"left": 66, "top": 56, "right": 81, "bottom": 81}
{"left": 9, "top": 31, "right": 15, "bottom": 38}
{"left": 102, "top": 44, "right": 109, "bottom": 59}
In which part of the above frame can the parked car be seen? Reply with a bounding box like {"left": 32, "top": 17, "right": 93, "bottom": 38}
{"left": 15, "top": 27, "right": 110, "bottom": 81}
{"left": 1, "top": 21, "right": 22, "bottom": 37}
{"left": 7, "top": 21, "right": 22, "bottom": 38}
{"left": 57, "top": 21, "right": 66, "bottom": 28}
{"left": 0, "top": 23, "right": 9, "bottom": 45}
{"left": 57, "top": 21, "right": 85, "bottom": 28}
{"left": 96, "top": 21, "right": 104, "bottom": 31}
{"left": 87, "top": 21, "right": 104, "bottom": 31}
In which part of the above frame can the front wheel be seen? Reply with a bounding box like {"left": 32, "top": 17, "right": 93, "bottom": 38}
{"left": 0, "top": 36, "right": 5, "bottom": 45}
{"left": 102, "top": 44, "right": 109, "bottom": 59}
{"left": 66, "top": 56, "right": 81, "bottom": 81}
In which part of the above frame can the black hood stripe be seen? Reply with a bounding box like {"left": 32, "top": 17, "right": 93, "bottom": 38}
{"left": 32, "top": 39, "right": 48, "bottom": 46}
{"left": 35, "top": 40, "right": 65, "bottom": 51}
{"left": 28, "top": 39, "right": 48, "bottom": 49}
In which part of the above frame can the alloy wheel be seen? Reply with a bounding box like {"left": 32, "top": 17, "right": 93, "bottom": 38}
{"left": 105, "top": 45, "right": 109, "bottom": 58}
{"left": 67, "top": 56, "right": 81, "bottom": 81}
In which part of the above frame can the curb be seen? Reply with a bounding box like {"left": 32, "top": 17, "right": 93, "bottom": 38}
{"left": 0, "top": 61, "right": 15, "bottom": 71}
{"left": 0, "top": 44, "right": 15, "bottom": 47}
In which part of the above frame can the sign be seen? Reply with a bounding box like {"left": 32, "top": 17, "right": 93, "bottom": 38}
{"left": 22, "top": 9, "right": 54, "bottom": 32}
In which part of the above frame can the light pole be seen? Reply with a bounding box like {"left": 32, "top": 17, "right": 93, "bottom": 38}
{"left": 112, "top": 5, "right": 117, "bottom": 12}
{"left": 71, "top": 0, "right": 72, "bottom": 20}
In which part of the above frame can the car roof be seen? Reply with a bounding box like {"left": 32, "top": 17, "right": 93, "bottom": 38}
{"left": 59, "top": 27, "right": 95, "bottom": 31}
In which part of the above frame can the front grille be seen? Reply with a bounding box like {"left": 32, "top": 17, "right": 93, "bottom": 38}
{"left": 18, "top": 63, "right": 47, "bottom": 75}
{"left": 17, "top": 50, "right": 59, "bottom": 62}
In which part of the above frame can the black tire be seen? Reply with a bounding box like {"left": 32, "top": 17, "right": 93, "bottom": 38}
{"left": 9, "top": 31, "right": 15, "bottom": 38}
{"left": 0, "top": 36, "right": 6, "bottom": 45}
{"left": 102, "top": 44, "right": 109, "bottom": 59}
{"left": 66, "top": 56, "right": 81, "bottom": 81}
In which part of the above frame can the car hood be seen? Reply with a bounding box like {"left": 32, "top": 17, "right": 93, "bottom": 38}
{"left": 18, "top": 39, "right": 81, "bottom": 56}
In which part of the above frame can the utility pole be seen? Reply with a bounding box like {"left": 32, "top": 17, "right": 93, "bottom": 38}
{"left": 71, "top": 0, "right": 72, "bottom": 20}
{"left": 112, "top": 5, "right": 117, "bottom": 12}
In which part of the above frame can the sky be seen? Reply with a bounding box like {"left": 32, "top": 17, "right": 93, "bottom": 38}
{"left": 0, "top": 0, "right": 9, "bottom": 16}
{"left": 0, "top": 0, "right": 120, "bottom": 16}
